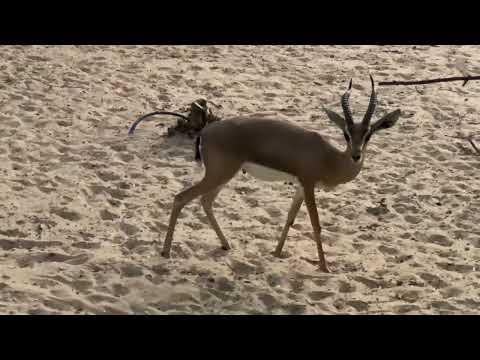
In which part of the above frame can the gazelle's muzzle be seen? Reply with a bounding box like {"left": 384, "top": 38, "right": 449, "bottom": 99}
{"left": 351, "top": 153, "right": 362, "bottom": 162}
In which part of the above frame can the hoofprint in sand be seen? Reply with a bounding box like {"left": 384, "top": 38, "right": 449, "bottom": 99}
{"left": 0, "top": 45, "right": 479, "bottom": 314}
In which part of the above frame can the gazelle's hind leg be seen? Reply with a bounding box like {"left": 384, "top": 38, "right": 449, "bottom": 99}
{"left": 273, "top": 186, "right": 304, "bottom": 257}
{"left": 302, "top": 182, "right": 329, "bottom": 273}
{"left": 200, "top": 186, "right": 230, "bottom": 250}
{"left": 162, "top": 154, "right": 242, "bottom": 258}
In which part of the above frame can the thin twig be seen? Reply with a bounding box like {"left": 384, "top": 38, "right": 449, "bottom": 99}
{"left": 446, "top": 134, "right": 480, "bottom": 156}
{"left": 468, "top": 137, "right": 480, "bottom": 155}
{"left": 379, "top": 75, "right": 480, "bottom": 87}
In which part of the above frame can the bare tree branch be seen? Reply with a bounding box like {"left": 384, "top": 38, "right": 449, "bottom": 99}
{"left": 129, "top": 99, "right": 222, "bottom": 138}
{"left": 379, "top": 75, "right": 480, "bottom": 87}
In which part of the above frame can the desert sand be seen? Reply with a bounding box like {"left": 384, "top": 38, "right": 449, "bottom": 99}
{"left": 0, "top": 45, "right": 479, "bottom": 314}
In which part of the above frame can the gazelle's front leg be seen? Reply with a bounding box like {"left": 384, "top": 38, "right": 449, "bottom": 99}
{"left": 274, "top": 186, "right": 304, "bottom": 257}
{"left": 302, "top": 182, "right": 329, "bottom": 273}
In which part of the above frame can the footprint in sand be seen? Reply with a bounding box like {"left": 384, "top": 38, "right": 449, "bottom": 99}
{"left": 96, "top": 170, "right": 122, "bottom": 182}
{"left": 440, "top": 286, "right": 463, "bottom": 299}
{"left": 206, "top": 287, "right": 238, "bottom": 302}
{"left": 169, "top": 292, "right": 200, "bottom": 306}
{"left": 116, "top": 153, "right": 135, "bottom": 163}
{"left": 439, "top": 185, "right": 461, "bottom": 195}
{"left": 31, "top": 277, "right": 60, "bottom": 289}
{"left": 253, "top": 215, "right": 274, "bottom": 225}
{"left": 352, "top": 276, "right": 386, "bottom": 290}
{"left": 266, "top": 273, "right": 288, "bottom": 288}
{"left": 87, "top": 293, "right": 120, "bottom": 304}
{"left": 0, "top": 227, "right": 29, "bottom": 238}
{"left": 16, "top": 252, "right": 90, "bottom": 268}
{"left": 346, "top": 300, "right": 369, "bottom": 312}
{"left": 395, "top": 289, "right": 422, "bottom": 303}
{"left": 228, "top": 259, "right": 257, "bottom": 276}
{"left": 436, "top": 262, "right": 474, "bottom": 274}
{"left": 257, "top": 293, "right": 283, "bottom": 310}
{"left": 42, "top": 297, "right": 77, "bottom": 312}
{"left": 403, "top": 214, "right": 423, "bottom": 225}
{"left": 0, "top": 239, "right": 63, "bottom": 251}
{"left": 51, "top": 207, "right": 82, "bottom": 222}
{"left": 378, "top": 245, "right": 399, "bottom": 256}
{"left": 456, "top": 298, "right": 480, "bottom": 311}
{"left": 213, "top": 276, "right": 236, "bottom": 292}
{"left": 394, "top": 304, "right": 421, "bottom": 314}
{"left": 265, "top": 206, "right": 283, "bottom": 218}
{"left": 427, "top": 233, "right": 453, "bottom": 247}
{"left": 101, "top": 306, "right": 130, "bottom": 315}
{"left": 122, "top": 239, "right": 152, "bottom": 258}
{"left": 184, "top": 220, "right": 205, "bottom": 231}
{"left": 107, "top": 198, "right": 122, "bottom": 208}
{"left": 100, "top": 208, "right": 119, "bottom": 221}
{"left": 120, "top": 263, "right": 144, "bottom": 278}
{"left": 392, "top": 202, "right": 420, "bottom": 215}
{"left": 308, "top": 291, "right": 335, "bottom": 301}
{"left": 288, "top": 278, "right": 305, "bottom": 293}
{"left": 234, "top": 186, "right": 258, "bottom": 196}
{"left": 43, "top": 296, "right": 98, "bottom": 314}
{"left": 418, "top": 273, "right": 448, "bottom": 289}
{"left": 112, "top": 283, "right": 131, "bottom": 297}
{"left": 222, "top": 211, "right": 241, "bottom": 222}
{"left": 28, "top": 307, "right": 59, "bottom": 315}
{"left": 244, "top": 197, "right": 260, "bottom": 208}
{"left": 429, "top": 301, "right": 459, "bottom": 312}
{"left": 282, "top": 303, "right": 307, "bottom": 315}
{"left": 338, "top": 280, "right": 356, "bottom": 293}
{"left": 119, "top": 222, "right": 141, "bottom": 236}
{"left": 70, "top": 279, "right": 94, "bottom": 293}
{"left": 72, "top": 241, "right": 102, "bottom": 250}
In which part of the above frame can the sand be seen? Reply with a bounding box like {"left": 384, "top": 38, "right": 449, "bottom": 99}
{"left": 0, "top": 45, "right": 479, "bottom": 315}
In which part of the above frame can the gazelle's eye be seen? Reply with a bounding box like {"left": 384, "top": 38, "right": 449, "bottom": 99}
{"left": 343, "top": 132, "right": 350, "bottom": 142}
{"left": 365, "top": 133, "right": 372, "bottom": 143}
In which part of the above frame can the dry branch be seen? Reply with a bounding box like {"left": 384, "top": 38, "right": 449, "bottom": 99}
{"left": 379, "top": 75, "right": 480, "bottom": 87}
{"left": 447, "top": 134, "right": 480, "bottom": 156}
{"left": 128, "top": 99, "right": 222, "bottom": 138}
{"left": 468, "top": 137, "right": 480, "bottom": 155}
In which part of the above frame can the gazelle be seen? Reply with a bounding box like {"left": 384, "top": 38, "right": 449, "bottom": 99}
{"left": 161, "top": 76, "right": 401, "bottom": 272}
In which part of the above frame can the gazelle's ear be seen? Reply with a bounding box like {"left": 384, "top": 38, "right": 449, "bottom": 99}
{"left": 370, "top": 109, "right": 401, "bottom": 133}
{"left": 323, "top": 107, "right": 347, "bottom": 131}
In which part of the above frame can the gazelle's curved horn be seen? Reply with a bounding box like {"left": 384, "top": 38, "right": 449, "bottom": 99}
{"left": 341, "top": 78, "right": 354, "bottom": 127}
{"left": 193, "top": 101, "right": 206, "bottom": 110}
{"left": 362, "top": 75, "right": 377, "bottom": 126}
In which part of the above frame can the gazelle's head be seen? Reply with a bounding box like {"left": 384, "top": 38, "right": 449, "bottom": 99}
{"left": 323, "top": 76, "right": 401, "bottom": 163}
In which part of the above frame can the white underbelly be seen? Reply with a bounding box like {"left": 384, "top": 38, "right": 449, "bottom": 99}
{"left": 242, "top": 162, "right": 298, "bottom": 183}
{"left": 241, "top": 162, "right": 335, "bottom": 191}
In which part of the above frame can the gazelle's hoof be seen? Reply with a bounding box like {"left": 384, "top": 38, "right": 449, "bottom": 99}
{"left": 161, "top": 251, "right": 171, "bottom": 259}
{"left": 221, "top": 245, "right": 231, "bottom": 251}
{"left": 272, "top": 250, "right": 290, "bottom": 259}
{"left": 300, "top": 257, "right": 331, "bottom": 272}
{"left": 319, "top": 263, "right": 331, "bottom": 273}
